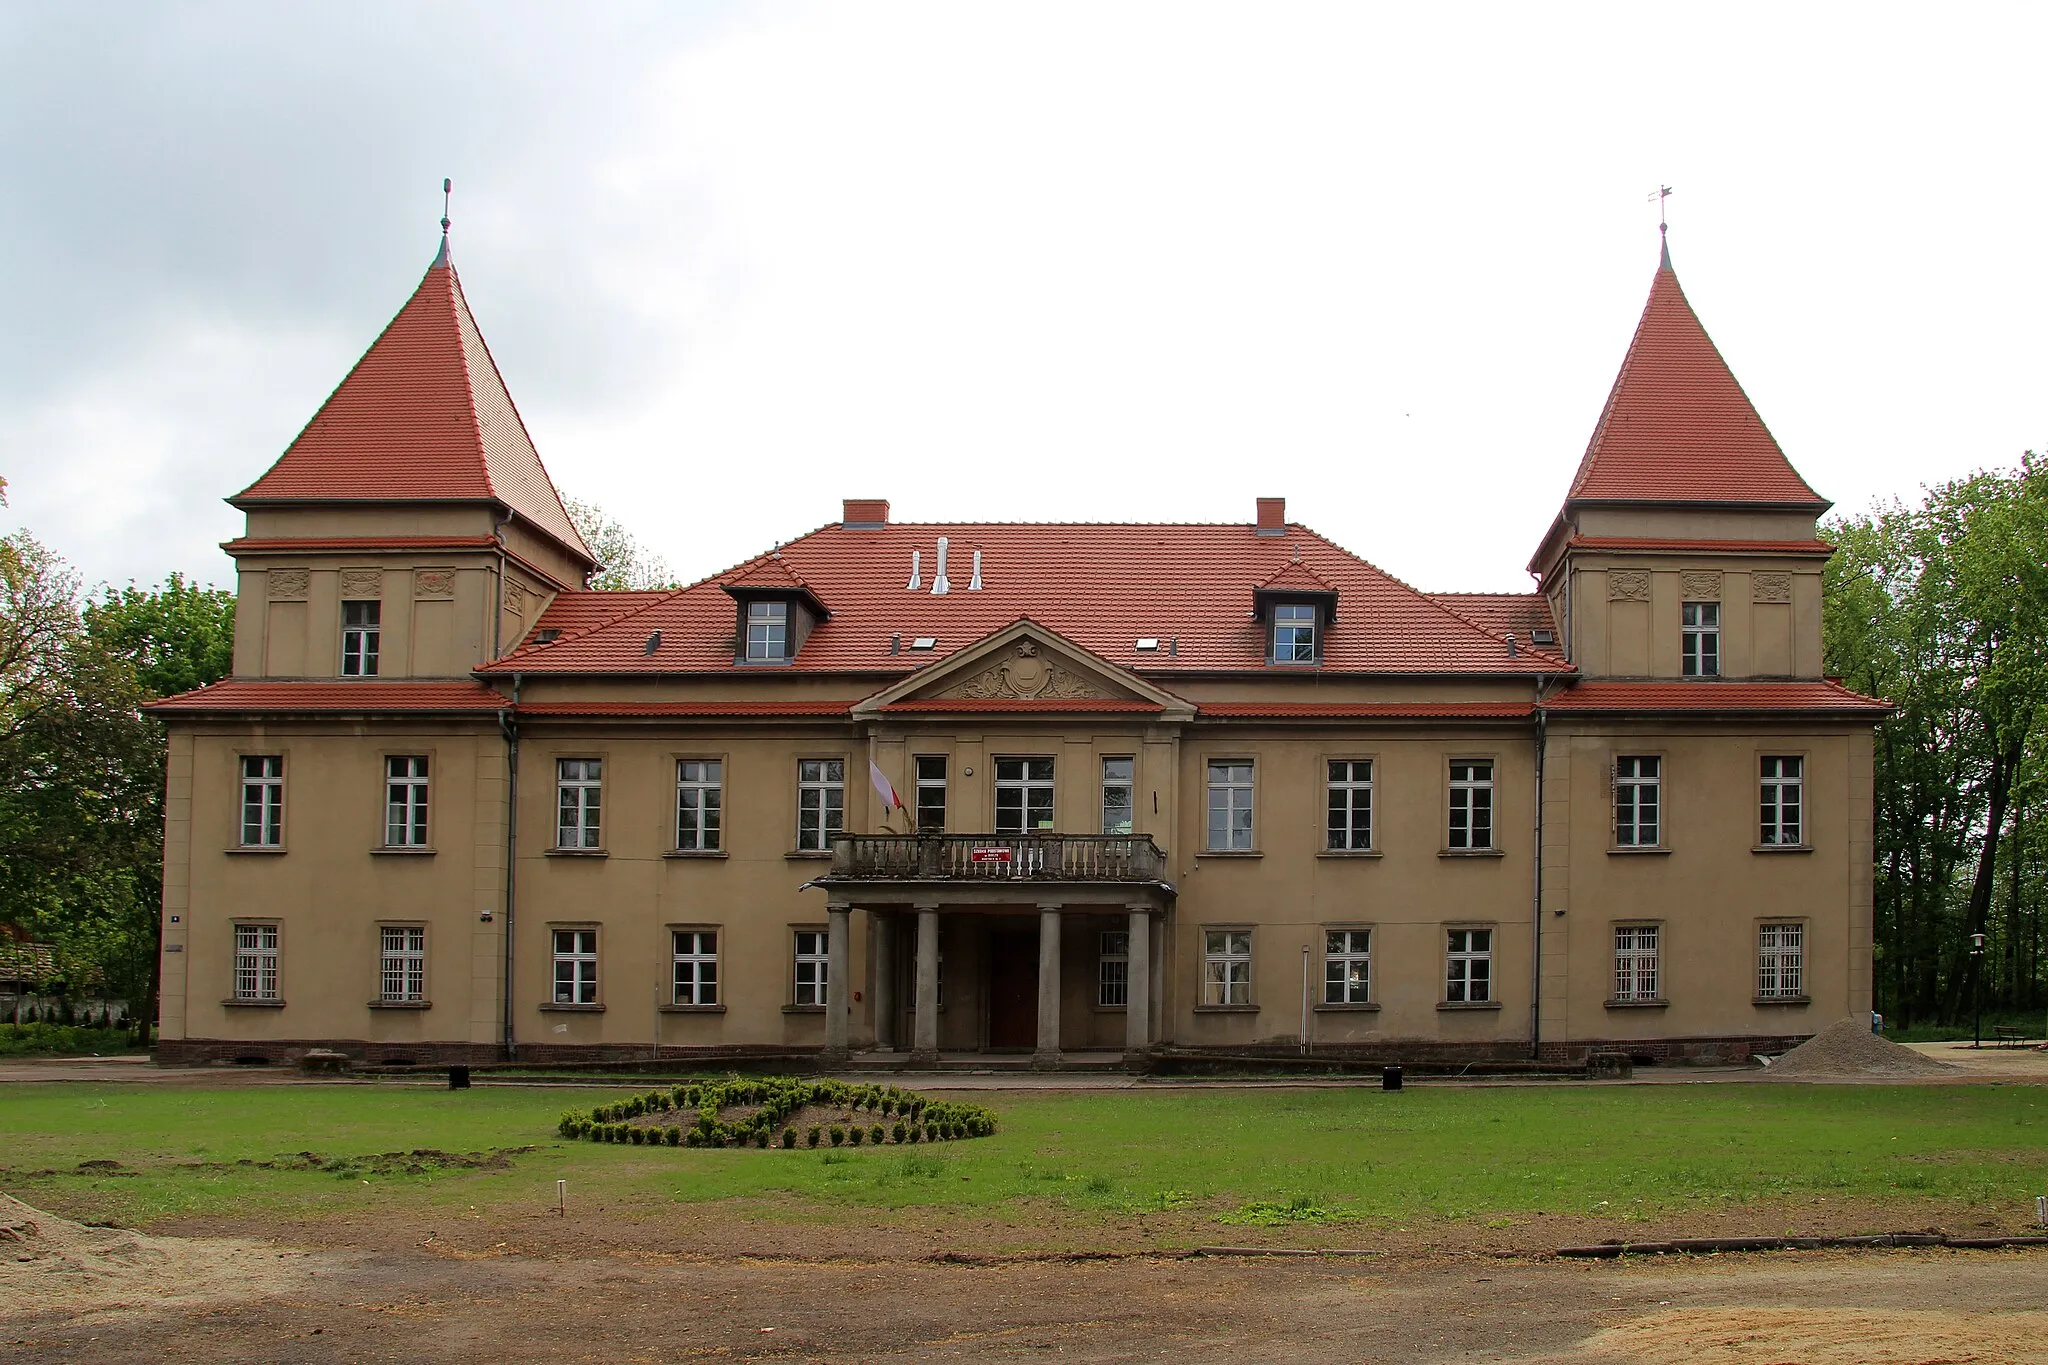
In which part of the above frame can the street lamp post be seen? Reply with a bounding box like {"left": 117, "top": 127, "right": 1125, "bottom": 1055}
{"left": 1969, "top": 932, "right": 1987, "bottom": 1049}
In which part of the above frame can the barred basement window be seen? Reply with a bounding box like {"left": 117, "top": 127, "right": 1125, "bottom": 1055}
{"left": 1613, "top": 925, "right": 1660, "bottom": 1001}
{"left": 1323, "top": 929, "right": 1372, "bottom": 1004}
{"left": 234, "top": 923, "right": 279, "bottom": 1001}
{"left": 1098, "top": 930, "right": 1130, "bottom": 1007}
{"left": 672, "top": 930, "right": 719, "bottom": 1005}
{"left": 240, "top": 755, "right": 283, "bottom": 847}
{"left": 797, "top": 760, "right": 844, "bottom": 851}
{"left": 1758, "top": 923, "right": 1804, "bottom": 998}
{"left": 341, "top": 599, "right": 381, "bottom": 676}
{"left": 1613, "top": 756, "right": 1660, "bottom": 847}
{"left": 1448, "top": 761, "right": 1494, "bottom": 850}
{"left": 1682, "top": 601, "right": 1719, "bottom": 677}
{"left": 385, "top": 756, "right": 429, "bottom": 847}
{"left": 1203, "top": 929, "right": 1252, "bottom": 1005}
{"left": 552, "top": 929, "right": 598, "bottom": 1004}
{"left": 556, "top": 759, "right": 603, "bottom": 849}
{"left": 380, "top": 926, "right": 426, "bottom": 1002}
{"left": 792, "top": 929, "right": 829, "bottom": 1005}
{"left": 675, "top": 760, "right": 722, "bottom": 851}
{"left": 1445, "top": 928, "right": 1492, "bottom": 1003}
{"left": 1760, "top": 756, "right": 1803, "bottom": 845}
{"left": 1326, "top": 760, "right": 1373, "bottom": 850}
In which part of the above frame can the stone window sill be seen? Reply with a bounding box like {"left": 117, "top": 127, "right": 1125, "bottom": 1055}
{"left": 1193, "top": 1003, "right": 1260, "bottom": 1013}
{"left": 1606, "top": 846, "right": 1671, "bottom": 857}
{"left": 538, "top": 1002, "right": 605, "bottom": 1012}
{"left": 225, "top": 846, "right": 286, "bottom": 856}
{"left": 545, "top": 848, "right": 608, "bottom": 858}
{"left": 1437, "top": 1000, "right": 1504, "bottom": 1011}
{"left": 659, "top": 1003, "right": 728, "bottom": 1014}
{"left": 1317, "top": 849, "right": 1382, "bottom": 859}
{"left": 782, "top": 1003, "right": 827, "bottom": 1014}
{"left": 371, "top": 846, "right": 436, "bottom": 857}
{"left": 1091, "top": 1005, "right": 1131, "bottom": 1014}
{"left": 665, "top": 849, "right": 728, "bottom": 859}
{"left": 1439, "top": 849, "right": 1504, "bottom": 859}
{"left": 368, "top": 999, "right": 431, "bottom": 1010}
{"left": 1196, "top": 849, "right": 1262, "bottom": 859}
{"left": 1752, "top": 844, "right": 1813, "bottom": 855}
{"left": 1314, "top": 1002, "right": 1380, "bottom": 1012}
{"left": 1753, "top": 995, "right": 1812, "bottom": 1007}
{"left": 1604, "top": 998, "right": 1669, "bottom": 1009}
{"left": 785, "top": 850, "right": 833, "bottom": 861}
{"left": 222, "top": 998, "right": 285, "bottom": 1008}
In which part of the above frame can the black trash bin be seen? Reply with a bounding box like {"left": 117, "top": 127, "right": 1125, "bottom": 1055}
{"left": 1382, "top": 1065, "right": 1403, "bottom": 1092}
{"left": 448, "top": 1065, "right": 471, "bottom": 1090}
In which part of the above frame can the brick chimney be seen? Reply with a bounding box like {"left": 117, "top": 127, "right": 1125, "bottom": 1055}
{"left": 1255, "top": 497, "right": 1286, "bottom": 536}
{"left": 842, "top": 499, "right": 890, "bottom": 528}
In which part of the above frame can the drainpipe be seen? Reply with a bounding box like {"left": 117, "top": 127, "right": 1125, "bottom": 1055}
{"left": 498, "top": 673, "right": 523, "bottom": 1061}
{"left": 1529, "top": 677, "right": 1547, "bottom": 1061}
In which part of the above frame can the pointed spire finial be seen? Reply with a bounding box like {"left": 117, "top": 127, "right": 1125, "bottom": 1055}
{"left": 1649, "top": 184, "right": 1673, "bottom": 269}
{"left": 433, "top": 178, "right": 452, "bottom": 266}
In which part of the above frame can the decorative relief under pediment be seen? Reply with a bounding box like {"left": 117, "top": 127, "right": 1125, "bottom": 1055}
{"left": 503, "top": 580, "right": 527, "bottom": 614}
{"left": 267, "top": 568, "right": 309, "bottom": 601}
{"left": 937, "top": 641, "right": 1109, "bottom": 702}
{"left": 339, "top": 568, "right": 384, "bottom": 599}
{"left": 414, "top": 568, "right": 456, "bottom": 599}
{"left": 1680, "top": 571, "right": 1723, "bottom": 601}
{"left": 1607, "top": 570, "right": 1651, "bottom": 603}
{"left": 1753, "top": 571, "right": 1793, "bottom": 604}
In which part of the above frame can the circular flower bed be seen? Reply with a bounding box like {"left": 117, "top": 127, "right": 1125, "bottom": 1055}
{"left": 557, "top": 1077, "right": 998, "bottom": 1149}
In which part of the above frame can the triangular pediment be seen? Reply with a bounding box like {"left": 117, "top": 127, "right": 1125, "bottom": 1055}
{"left": 852, "top": 619, "right": 1195, "bottom": 721}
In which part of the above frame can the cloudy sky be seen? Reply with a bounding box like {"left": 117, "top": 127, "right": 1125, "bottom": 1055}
{"left": 3, "top": 2, "right": 2042, "bottom": 597}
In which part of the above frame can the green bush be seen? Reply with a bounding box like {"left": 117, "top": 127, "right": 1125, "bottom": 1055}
{"left": 870, "top": 1124, "right": 885, "bottom": 1145}
{"left": 553, "top": 1076, "right": 997, "bottom": 1152}
{"left": 830, "top": 1127, "right": 845, "bottom": 1146}
{"left": 663, "top": 1126, "right": 681, "bottom": 1146}
{"left": 848, "top": 1126, "right": 864, "bottom": 1146}
{"left": 891, "top": 1121, "right": 906, "bottom": 1144}
{"left": 781, "top": 1128, "right": 797, "bottom": 1149}
{"left": 807, "top": 1126, "right": 821, "bottom": 1147}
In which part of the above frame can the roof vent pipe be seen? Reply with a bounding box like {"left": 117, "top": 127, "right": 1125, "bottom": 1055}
{"left": 890, "top": 633, "right": 901, "bottom": 654}
{"left": 1506, "top": 633, "right": 1518, "bottom": 657}
{"left": 932, "top": 537, "right": 950, "bottom": 595}
{"left": 906, "top": 550, "right": 921, "bottom": 591}
{"left": 969, "top": 549, "right": 983, "bottom": 591}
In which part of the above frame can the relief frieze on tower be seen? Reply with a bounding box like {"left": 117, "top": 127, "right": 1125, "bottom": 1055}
{"left": 1607, "top": 570, "right": 1651, "bottom": 602}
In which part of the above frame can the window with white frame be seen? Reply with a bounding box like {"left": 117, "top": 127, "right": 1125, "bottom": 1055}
{"left": 384, "top": 756, "right": 429, "bottom": 847}
{"left": 1760, "top": 756, "right": 1803, "bottom": 845}
{"left": 796, "top": 759, "right": 844, "bottom": 851}
{"left": 1100, "top": 757, "right": 1135, "bottom": 835}
{"left": 675, "top": 759, "right": 722, "bottom": 851}
{"left": 792, "top": 929, "right": 829, "bottom": 1006}
{"left": 994, "top": 757, "right": 1055, "bottom": 834}
{"left": 240, "top": 755, "right": 284, "bottom": 847}
{"left": 1758, "top": 923, "right": 1804, "bottom": 998}
{"left": 1613, "top": 925, "right": 1660, "bottom": 1002}
{"left": 234, "top": 923, "right": 280, "bottom": 1001}
{"left": 1202, "top": 929, "right": 1252, "bottom": 1005}
{"left": 1326, "top": 760, "right": 1373, "bottom": 850}
{"left": 556, "top": 758, "right": 603, "bottom": 849}
{"left": 1206, "top": 760, "right": 1254, "bottom": 851}
{"left": 672, "top": 930, "right": 719, "bottom": 1005}
{"left": 1681, "top": 601, "right": 1719, "bottom": 677}
{"left": 1445, "top": 928, "right": 1493, "bottom": 1003}
{"left": 744, "top": 600, "right": 788, "bottom": 661}
{"left": 552, "top": 928, "right": 598, "bottom": 1004}
{"left": 1324, "top": 928, "right": 1372, "bottom": 1004}
{"left": 1447, "top": 760, "right": 1494, "bottom": 850}
{"left": 1272, "top": 602, "right": 1318, "bottom": 662}
{"left": 914, "top": 756, "right": 948, "bottom": 832}
{"left": 341, "top": 599, "right": 381, "bottom": 676}
{"left": 379, "top": 925, "right": 426, "bottom": 1002}
{"left": 1613, "top": 755, "right": 1660, "bottom": 847}
{"left": 1099, "top": 929, "right": 1130, "bottom": 1007}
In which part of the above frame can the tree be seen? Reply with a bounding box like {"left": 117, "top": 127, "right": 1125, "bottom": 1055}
{"left": 563, "top": 494, "right": 681, "bottom": 591}
{"left": 84, "top": 575, "right": 235, "bottom": 699}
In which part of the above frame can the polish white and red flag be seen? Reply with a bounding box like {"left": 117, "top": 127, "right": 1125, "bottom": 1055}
{"left": 868, "top": 760, "right": 904, "bottom": 816}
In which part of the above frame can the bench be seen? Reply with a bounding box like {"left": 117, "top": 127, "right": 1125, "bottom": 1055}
{"left": 1992, "top": 1025, "right": 2031, "bottom": 1049}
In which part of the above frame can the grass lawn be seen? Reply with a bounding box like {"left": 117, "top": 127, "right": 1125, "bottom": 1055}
{"left": 2, "top": 1080, "right": 2044, "bottom": 1238}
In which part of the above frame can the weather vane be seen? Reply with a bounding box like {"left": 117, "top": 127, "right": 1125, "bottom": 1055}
{"left": 1648, "top": 184, "right": 1672, "bottom": 236}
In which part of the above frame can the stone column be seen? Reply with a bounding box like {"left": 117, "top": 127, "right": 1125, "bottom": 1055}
{"left": 871, "top": 913, "right": 895, "bottom": 1051}
{"left": 1033, "top": 904, "right": 1063, "bottom": 1069}
{"left": 824, "top": 901, "right": 851, "bottom": 1063}
{"left": 910, "top": 902, "right": 940, "bottom": 1067}
{"left": 1125, "top": 905, "right": 1151, "bottom": 1057}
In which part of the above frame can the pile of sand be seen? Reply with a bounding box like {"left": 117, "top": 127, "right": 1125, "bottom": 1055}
{"left": 1573, "top": 1306, "right": 2048, "bottom": 1365}
{"left": 1762, "top": 1017, "right": 1958, "bottom": 1080}
{"left": 0, "top": 1193, "right": 317, "bottom": 1321}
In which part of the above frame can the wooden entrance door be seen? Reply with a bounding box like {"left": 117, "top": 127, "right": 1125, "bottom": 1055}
{"left": 986, "top": 929, "right": 1038, "bottom": 1050}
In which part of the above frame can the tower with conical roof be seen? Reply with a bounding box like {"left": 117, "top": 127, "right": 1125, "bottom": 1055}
{"left": 223, "top": 234, "right": 593, "bottom": 680}
{"left": 1528, "top": 239, "right": 1834, "bottom": 680}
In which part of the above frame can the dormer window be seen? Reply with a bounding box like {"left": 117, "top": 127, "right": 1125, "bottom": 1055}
{"left": 1272, "top": 603, "right": 1318, "bottom": 663}
{"left": 746, "top": 600, "right": 789, "bottom": 661}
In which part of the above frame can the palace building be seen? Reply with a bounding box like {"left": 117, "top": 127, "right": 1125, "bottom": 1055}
{"left": 147, "top": 231, "right": 1886, "bottom": 1068}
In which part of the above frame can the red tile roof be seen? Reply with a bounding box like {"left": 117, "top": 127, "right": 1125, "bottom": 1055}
{"left": 233, "top": 247, "right": 592, "bottom": 567}
{"left": 522, "top": 590, "right": 674, "bottom": 644}
{"left": 1199, "top": 701, "right": 1536, "bottom": 720}
{"left": 1255, "top": 559, "right": 1338, "bottom": 595}
{"left": 1428, "top": 593, "right": 1559, "bottom": 641}
{"left": 881, "top": 698, "right": 1164, "bottom": 713}
{"left": 481, "top": 522, "right": 1565, "bottom": 678}
{"left": 145, "top": 681, "right": 509, "bottom": 713}
{"left": 516, "top": 700, "right": 853, "bottom": 718}
{"left": 1565, "top": 254, "right": 1828, "bottom": 509}
{"left": 1564, "top": 536, "right": 1835, "bottom": 556}
{"left": 1538, "top": 681, "right": 1888, "bottom": 714}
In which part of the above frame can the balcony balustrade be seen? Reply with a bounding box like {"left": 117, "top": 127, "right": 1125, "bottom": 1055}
{"left": 825, "top": 834, "right": 1166, "bottom": 884}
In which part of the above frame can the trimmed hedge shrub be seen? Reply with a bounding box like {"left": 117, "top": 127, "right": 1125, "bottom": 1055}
{"left": 556, "top": 1076, "right": 998, "bottom": 1151}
